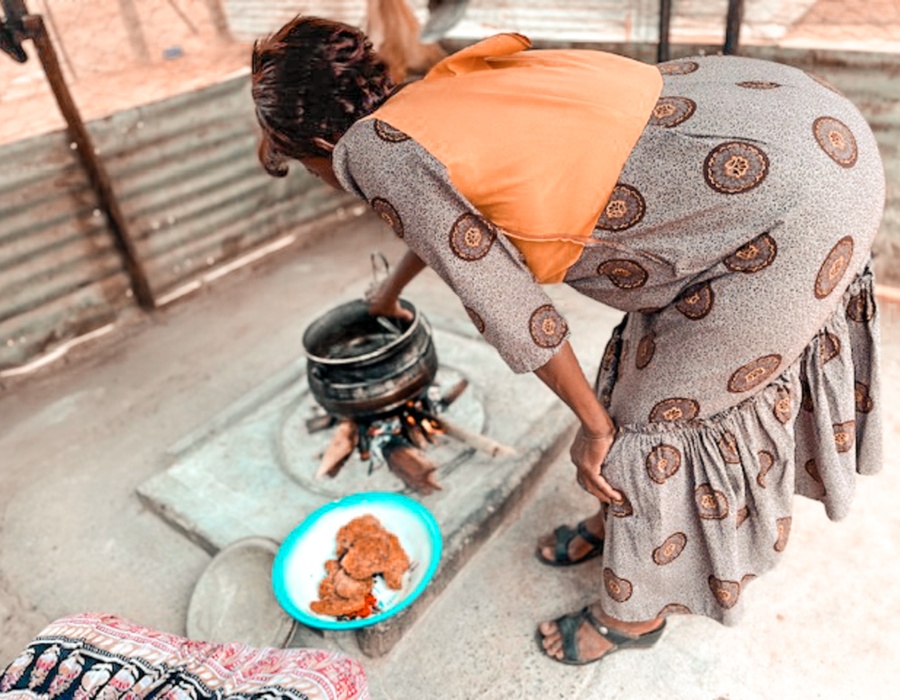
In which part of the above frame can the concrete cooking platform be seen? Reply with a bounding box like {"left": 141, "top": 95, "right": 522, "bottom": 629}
{"left": 137, "top": 317, "right": 575, "bottom": 656}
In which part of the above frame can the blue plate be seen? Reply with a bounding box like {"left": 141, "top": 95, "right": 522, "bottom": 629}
{"left": 272, "top": 492, "right": 442, "bottom": 630}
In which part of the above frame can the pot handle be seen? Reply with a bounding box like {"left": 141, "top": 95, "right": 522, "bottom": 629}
{"left": 371, "top": 251, "right": 391, "bottom": 285}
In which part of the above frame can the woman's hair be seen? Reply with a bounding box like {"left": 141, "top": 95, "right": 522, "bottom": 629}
{"left": 251, "top": 16, "right": 395, "bottom": 176}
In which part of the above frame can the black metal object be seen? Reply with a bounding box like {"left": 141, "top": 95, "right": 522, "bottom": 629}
{"left": 0, "top": 0, "right": 27, "bottom": 62}
{"left": 303, "top": 299, "right": 439, "bottom": 419}
{"left": 658, "top": 0, "right": 744, "bottom": 62}
{"left": 657, "top": 0, "right": 672, "bottom": 63}
{"left": 724, "top": 0, "right": 744, "bottom": 55}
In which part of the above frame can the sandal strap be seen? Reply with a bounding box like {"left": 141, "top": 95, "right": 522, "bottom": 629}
{"left": 555, "top": 609, "right": 586, "bottom": 663}
{"left": 552, "top": 524, "right": 578, "bottom": 563}
{"left": 576, "top": 520, "right": 605, "bottom": 548}
{"left": 581, "top": 606, "right": 667, "bottom": 648}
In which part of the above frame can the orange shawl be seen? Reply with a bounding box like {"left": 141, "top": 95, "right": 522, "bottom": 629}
{"left": 365, "top": 34, "right": 662, "bottom": 282}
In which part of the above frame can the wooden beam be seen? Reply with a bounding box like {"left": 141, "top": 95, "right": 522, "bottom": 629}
{"left": 23, "top": 13, "right": 156, "bottom": 309}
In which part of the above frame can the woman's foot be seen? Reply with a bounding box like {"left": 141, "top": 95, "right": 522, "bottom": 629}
{"left": 536, "top": 511, "right": 606, "bottom": 566}
{"left": 537, "top": 602, "right": 665, "bottom": 665}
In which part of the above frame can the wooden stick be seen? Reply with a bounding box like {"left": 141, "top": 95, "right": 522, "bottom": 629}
{"left": 438, "top": 416, "right": 516, "bottom": 458}
{"left": 316, "top": 420, "right": 357, "bottom": 479}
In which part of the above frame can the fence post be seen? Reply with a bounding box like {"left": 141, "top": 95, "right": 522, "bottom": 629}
{"left": 657, "top": 0, "right": 672, "bottom": 63}
{"left": 724, "top": 0, "right": 744, "bottom": 55}
{"left": 5, "top": 5, "right": 157, "bottom": 309}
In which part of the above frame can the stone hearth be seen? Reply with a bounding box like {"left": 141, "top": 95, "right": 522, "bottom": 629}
{"left": 137, "top": 315, "right": 574, "bottom": 656}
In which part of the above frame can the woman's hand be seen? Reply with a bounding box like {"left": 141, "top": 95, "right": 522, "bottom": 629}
{"left": 533, "top": 341, "right": 622, "bottom": 505}
{"left": 364, "top": 249, "right": 427, "bottom": 322}
{"left": 570, "top": 427, "right": 621, "bottom": 504}
{"left": 365, "top": 281, "right": 413, "bottom": 321}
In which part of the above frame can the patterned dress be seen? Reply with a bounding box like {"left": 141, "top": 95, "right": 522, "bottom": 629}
{"left": 332, "top": 55, "right": 885, "bottom": 624}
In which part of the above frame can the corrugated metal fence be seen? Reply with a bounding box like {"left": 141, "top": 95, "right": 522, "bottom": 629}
{"left": 0, "top": 72, "right": 353, "bottom": 372}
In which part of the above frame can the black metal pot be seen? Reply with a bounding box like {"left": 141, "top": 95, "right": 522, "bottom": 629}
{"left": 302, "top": 299, "right": 438, "bottom": 419}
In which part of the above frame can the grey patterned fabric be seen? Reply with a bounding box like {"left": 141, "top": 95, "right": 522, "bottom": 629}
{"left": 332, "top": 53, "right": 884, "bottom": 625}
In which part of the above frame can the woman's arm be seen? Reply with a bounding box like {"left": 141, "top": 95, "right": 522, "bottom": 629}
{"left": 366, "top": 248, "right": 427, "bottom": 321}
{"left": 534, "top": 341, "right": 622, "bottom": 503}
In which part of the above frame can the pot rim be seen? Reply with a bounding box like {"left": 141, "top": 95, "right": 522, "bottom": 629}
{"left": 302, "top": 298, "right": 430, "bottom": 367}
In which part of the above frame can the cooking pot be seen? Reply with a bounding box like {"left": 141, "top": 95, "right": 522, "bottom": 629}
{"left": 302, "top": 299, "right": 438, "bottom": 419}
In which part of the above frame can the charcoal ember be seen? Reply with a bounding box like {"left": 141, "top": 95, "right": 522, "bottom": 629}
{"left": 402, "top": 416, "right": 431, "bottom": 449}
{"left": 383, "top": 439, "right": 443, "bottom": 495}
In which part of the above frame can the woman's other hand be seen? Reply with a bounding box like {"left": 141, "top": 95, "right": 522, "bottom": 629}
{"left": 570, "top": 427, "right": 621, "bottom": 504}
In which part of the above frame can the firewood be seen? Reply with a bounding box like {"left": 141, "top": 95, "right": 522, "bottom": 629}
{"left": 384, "top": 441, "right": 442, "bottom": 494}
{"left": 438, "top": 416, "right": 516, "bottom": 458}
{"left": 439, "top": 377, "right": 469, "bottom": 409}
{"left": 316, "top": 420, "right": 358, "bottom": 479}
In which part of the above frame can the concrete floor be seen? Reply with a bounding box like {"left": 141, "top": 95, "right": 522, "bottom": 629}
{"left": 2, "top": 212, "right": 899, "bottom": 699}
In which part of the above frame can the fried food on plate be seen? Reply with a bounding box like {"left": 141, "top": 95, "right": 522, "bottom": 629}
{"left": 311, "top": 514, "right": 412, "bottom": 619}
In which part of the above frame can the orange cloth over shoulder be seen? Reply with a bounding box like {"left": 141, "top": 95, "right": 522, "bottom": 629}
{"left": 364, "top": 33, "right": 663, "bottom": 283}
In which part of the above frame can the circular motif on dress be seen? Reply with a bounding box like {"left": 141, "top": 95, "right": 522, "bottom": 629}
{"left": 774, "top": 516, "right": 792, "bottom": 552}
{"left": 773, "top": 386, "right": 792, "bottom": 424}
{"left": 704, "top": 141, "right": 770, "bottom": 195}
{"left": 658, "top": 60, "right": 699, "bottom": 76}
{"left": 675, "top": 281, "right": 714, "bottom": 320}
{"left": 727, "top": 354, "right": 782, "bottom": 393}
{"left": 833, "top": 420, "right": 856, "bottom": 453}
{"left": 373, "top": 119, "right": 411, "bottom": 142}
{"left": 609, "top": 493, "right": 634, "bottom": 518}
{"left": 736, "top": 80, "right": 781, "bottom": 89}
{"left": 464, "top": 306, "right": 485, "bottom": 334}
{"left": 708, "top": 576, "right": 741, "bottom": 610}
{"left": 653, "top": 533, "right": 687, "bottom": 566}
{"left": 603, "top": 568, "right": 633, "bottom": 603}
{"left": 814, "top": 236, "right": 854, "bottom": 299}
{"left": 819, "top": 330, "right": 841, "bottom": 363}
{"left": 635, "top": 331, "right": 656, "bottom": 370}
{"left": 855, "top": 381, "right": 874, "bottom": 414}
{"left": 649, "top": 96, "right": 697, "bottom": 128}
{"left": 595, "top": 184, "right": 646, "bottom": 231}
{"left": 813, "top": 116, "right": 857, "bottom": 168}
{"left": 724, "top": 233, "right": 778, "bottom": 273}
{"left": 597, "top": 259, "right": 649, "bottom": 289}
{"left": 646, "top": 444, "right": 681, "bottom": 484}
{"left": 736, "top": 505, "right": 750, "bottom": 528}
{"left": 847, "top": 290, "right": 875, "bottom": 323}
{"left": 695, "top": 484, "right": 729, "bottom": 520}
{"left": 649, "top": 397, "right": 700, "bottom": 423}
{"left": 449, "top": 213, "right": 496, "bottom": 261}
{"left": 756, "top": 450, "right": 775, "bottom": 488}
{"left": 718, "top": 431, "right": 741, "bottom": 464}
{"left": 804, "top": 458, "right": 821, "bottom": 483}
{"left": 371, "top": 197, "right": 403, "bottom": 238}
{"left": 658, "top": 603, "right": 693, "bottom": 617}
{"left": 528, "top": 305, "right": 568, "bottom": 349}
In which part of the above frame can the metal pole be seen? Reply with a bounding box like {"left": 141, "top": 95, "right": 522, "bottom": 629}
{"left": 657, "top": 0, "right": 672, "bottom": 63}
{"left": 22, "top": 12, "right": 156, "bottom": 309}
{"left": 724, "top": 0, "right": 743, "bottom": 55}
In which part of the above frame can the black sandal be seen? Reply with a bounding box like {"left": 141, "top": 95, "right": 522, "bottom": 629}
{"left": 536, "top": 521, "right": 605, "bottom": 567}
{"left": 537, "top": 606, "right": 666, "bottom": 666}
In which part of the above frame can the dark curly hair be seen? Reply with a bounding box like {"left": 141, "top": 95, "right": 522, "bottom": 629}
{"left": 251, "top": 16, "right": 395, "bottom": 177}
